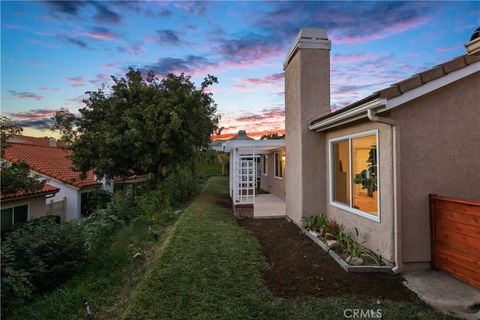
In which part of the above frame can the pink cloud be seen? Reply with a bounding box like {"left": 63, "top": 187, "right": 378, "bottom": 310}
{"left": 435, "top": 45, "right": 462, "bottom": 52}
{"left": 66, "top": 76, "right": 86, "bottom": 87}
{"left": 38, "top": 86, "right": 60, "bottom": 92}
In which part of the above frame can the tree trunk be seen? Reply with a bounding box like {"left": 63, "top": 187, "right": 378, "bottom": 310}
{"left": 155, "top": 164, "right": 164, "bottom": 185}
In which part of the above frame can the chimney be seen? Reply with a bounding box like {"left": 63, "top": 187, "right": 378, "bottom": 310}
{"left": 48, "top": 137, "right": 57, "bottom": 147}
{"left": 465, "top": 27, "right": 480, "bottom": 55}
{"left": 284, "top": 28, "right": 331, "bottom": 223}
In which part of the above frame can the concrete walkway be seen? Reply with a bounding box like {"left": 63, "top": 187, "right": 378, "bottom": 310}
{"left": 253, "top": 194, "right": 286, "bottom": 218}
{"left": 404, "top": 269, "right": 480, "bottom": 320}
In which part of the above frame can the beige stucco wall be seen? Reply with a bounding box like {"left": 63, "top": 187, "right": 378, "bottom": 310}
{"left": 325, "top": 121, "right": 395, "bottom": 262}
{"left": 285, "top": 49, "right": 330, "bottom": 224}
{"left": 388, "top": 71, "right": 480, "bottom": 266}
{"left": 259, "top": 149, "right": 286, "bottom": 200}
{"left": 1, "top": 195, "right": 48, "bottom": 220}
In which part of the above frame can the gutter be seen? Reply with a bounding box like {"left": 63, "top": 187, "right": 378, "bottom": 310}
{"left": 308, "top": 98, "right": 387, "bottom": 132}
{"left": 367, "top": 108, "right": 403, "bottom": 274}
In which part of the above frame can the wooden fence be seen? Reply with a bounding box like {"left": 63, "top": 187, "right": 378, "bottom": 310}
{"left": 45, "top": 197, "right": 66, "bottom": 221}
{"left": 430, "top": 194, "right": 480, "bottom": 289}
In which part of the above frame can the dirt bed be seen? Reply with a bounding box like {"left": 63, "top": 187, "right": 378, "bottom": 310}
{"left": 238, "top": 218, "right": 417, "bottom": 302}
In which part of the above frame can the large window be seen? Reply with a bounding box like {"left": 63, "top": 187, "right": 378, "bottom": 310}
{"left": 274, "top": 152, "right": 284, "bottom": 179}
{"left": 1, "top": 204, "right": 28, "bottom": 233}
{"left": 330, "top": 130, "right": 379, "bottom": 221}
{"left": 262, "top": 155, "right": 268, "bottom": 175}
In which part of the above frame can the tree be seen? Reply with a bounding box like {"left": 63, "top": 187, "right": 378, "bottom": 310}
{"left": 49, "top": 108, "right": 79, "bottom": 146}
{"left": 1, "top": 116, "right": 22, "bottom": 154}
{"left": 1, "top": 161, "right": 46, "bottom": 195}
{"left": 260, "top": 133, "right": 284, "bottom": 140}
{"left": 51, "top": 69, "right": 219, "bottom": 184}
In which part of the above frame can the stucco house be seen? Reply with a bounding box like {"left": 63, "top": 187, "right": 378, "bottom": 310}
{"left": 1, "top": 183, "right": 59, "bottom": 233}
{"left": 3, "top": 138, "right": 104, "bottom": 221}
{"left": 228, "top": 28, "right": 479, "bottom": 288}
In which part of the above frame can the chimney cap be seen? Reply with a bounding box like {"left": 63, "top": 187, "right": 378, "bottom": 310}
{"left": 284, "top": 28, "right": 331, "bottom": 69}
{"left": 465, "top": 27, "right": 480, "bottom": 56}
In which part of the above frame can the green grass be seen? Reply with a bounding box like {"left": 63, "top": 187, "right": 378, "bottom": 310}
{"left": 6, "top": 206, "right": 181, "bottom": 320}
{"left": 120, "top": 177, "right": 456, "bottom": 320}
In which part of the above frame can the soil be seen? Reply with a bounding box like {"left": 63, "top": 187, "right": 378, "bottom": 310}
{"left": 238, "top": 218, "right": 418, "bottom": 302}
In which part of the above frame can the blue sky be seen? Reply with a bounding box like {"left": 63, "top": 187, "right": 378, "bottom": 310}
{"left": 1, "top": 1, "right": 479, "bottom": 139}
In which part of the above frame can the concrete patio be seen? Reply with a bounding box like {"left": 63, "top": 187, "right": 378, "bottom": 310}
{"left": 253, "top": 194, "right": 286, "bottom": 218}
{"left": 404, "top": 269, "right": 480, "bottom": 320}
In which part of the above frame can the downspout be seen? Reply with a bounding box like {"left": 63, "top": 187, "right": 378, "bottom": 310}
{"left": 367, "top": 108, "right": 403, "bottom": 274}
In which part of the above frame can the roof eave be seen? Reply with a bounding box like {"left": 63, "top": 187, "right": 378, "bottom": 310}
{"left": 308, "top": 98, "right": 387, "bottom": 132}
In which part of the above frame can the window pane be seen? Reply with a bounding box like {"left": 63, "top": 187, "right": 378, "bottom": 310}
{"left": 332, "top": 140, "right": 350, "bottom": 205}
{"left": 1, "top": 209, "right": 13, "bottom": 233}
{"left": 279, "top": 154, "right": 283, "bottom": 178}
{"left": 14, "top": 205, "right": 28, "bottom": 225}
{"left": 352, "top": 135, "right": 378, "bottom": 215}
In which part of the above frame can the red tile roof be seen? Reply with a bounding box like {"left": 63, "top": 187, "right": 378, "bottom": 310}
{"left": 1, "top": 183, "right": 59, "bottom": 201}
{"left": 8, "top": 135, "right": 65, "bottom": 147}
{"left": 3, "top": 143, "right": 100, "bottom": 189}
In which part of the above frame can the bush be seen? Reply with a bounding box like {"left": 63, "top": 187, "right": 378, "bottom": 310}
{"left": 1, "top": 216, "right": 86, "bottom": 312}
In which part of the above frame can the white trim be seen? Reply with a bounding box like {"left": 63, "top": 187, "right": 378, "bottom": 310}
{"left": 386, "top": 60, "right": 480, "bottom": 110}
{"left": 273, "top": 151, "right": 283, "bottom": 179}
{"left": 328, "top": 129, "right": 380, "bottom": 222}
{"left": 309, "top": 60, "right": 480, "bottom": 133}
{"left": 309, "top": 98, "right": 387, "bottom": 132}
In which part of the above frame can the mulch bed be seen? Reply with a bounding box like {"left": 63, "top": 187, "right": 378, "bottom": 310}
{"left": 238, "top": 218, "right": 418, "bottom": 302}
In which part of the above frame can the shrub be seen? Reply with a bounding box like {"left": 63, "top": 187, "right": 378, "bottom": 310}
{"left": 80, "top": 209, "right": 126, "bottom": 252}
{"left": 321, "top": 219, "right": 342, "bottom": 240}
{"left": 1, "top": 216, "right": 86, "bottom": 312}
{"left": 1, "top": 244, "right": 33, "bottom": 315}
{"left": 303, "top": 214, "right": 327, "bottom": 232}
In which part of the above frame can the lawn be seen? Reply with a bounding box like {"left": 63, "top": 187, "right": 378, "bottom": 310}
{"left": 120, "top": 176, "right": 456, "bottom": 320}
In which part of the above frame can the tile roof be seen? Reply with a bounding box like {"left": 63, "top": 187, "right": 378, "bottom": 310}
{"left": 1, "top": 183, "right": 59, "bottom": 201}
{"left": 3, "top": 142, "right": 100, "bottom": 189}
{"left": 310, "top": 53, "right": 480, "bottom": 125}
{"left": 8, "top": 135, "right": 65, "bottom": 147}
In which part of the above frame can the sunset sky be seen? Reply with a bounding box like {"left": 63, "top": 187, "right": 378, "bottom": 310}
{"left": 1, "top": 1, "right": 479, "bottom": 139}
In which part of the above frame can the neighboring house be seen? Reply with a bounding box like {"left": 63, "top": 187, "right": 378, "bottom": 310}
{"left": 1, "top": 183, "right": 59, "bottom": 233}
{"left": 3, "top": 140, "right": 103, "bottom": 221}
{"left": 227, "top": 28, "right": 479, "bottom": 288}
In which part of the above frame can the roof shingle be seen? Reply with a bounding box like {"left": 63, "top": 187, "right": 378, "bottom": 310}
{"left": 1, "top": 183, "right": 59, "bottom": 201}
{"left": 3, "top": 143, "right": 100, "bottom": 189}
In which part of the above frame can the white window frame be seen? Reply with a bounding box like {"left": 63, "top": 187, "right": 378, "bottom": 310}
{"left": 1, "top": 202, "right": 30, "bottom": 229}
{"left": 262, "top": 155, "right": 268, "bottom": 176}
{"left": 274, "top": 151, "right": 283, "bottom": 179}
{"left": 328, "top": 129, "right": 380, "bottom": 222}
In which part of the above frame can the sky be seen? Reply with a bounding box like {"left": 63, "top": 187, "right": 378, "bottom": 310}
{"left": 1, "top": 1, "right": 479, "bottom": 140}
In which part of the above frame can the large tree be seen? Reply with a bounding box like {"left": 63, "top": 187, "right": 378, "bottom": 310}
{"left": 1, "top": 116, "right": 22, "bottom": 154}
{"left": 51, "top": 69, "right": 219, "bottom": 183}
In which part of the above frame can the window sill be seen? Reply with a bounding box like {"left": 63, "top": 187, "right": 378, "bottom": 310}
{"left": 329, "top": 201, "right": 380, "bottom": 222}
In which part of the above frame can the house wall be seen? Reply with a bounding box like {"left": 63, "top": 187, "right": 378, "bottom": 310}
{"left": 260, "top": 149, "right": 286, "bottom": 200}
{"left": 44, "top": 178, "right": 81, "bottom": 221}
{"left": 325, "top": 121, "right": 395, "bottom": 262}
{"left": 285, "top": 48, "right": 330, "bottom": 224}
{"left": 1, "top": 196, "right": 48, "bottom": 220}
{"left": 388, "top": 71, "right": 480, "bottom": 268}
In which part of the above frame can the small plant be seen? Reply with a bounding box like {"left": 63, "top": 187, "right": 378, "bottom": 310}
{"left": 322, "top": 220, "right": 342, "bottom": 240}
{"left": 361, "top": 248, "right": 384, "bottom": 266}
{"left": 303, "top": 214, "right": 327, "bottom": 233}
